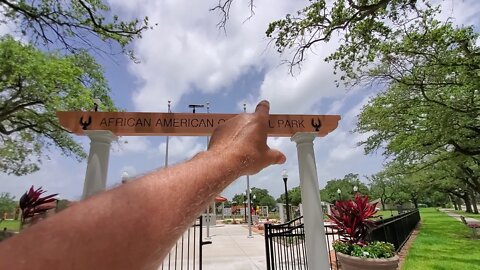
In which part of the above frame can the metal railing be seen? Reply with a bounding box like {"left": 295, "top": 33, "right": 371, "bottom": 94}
{"left": 160, "top": 216, "right": 211, "bottom": 270}
{"left": 367, "top": 209, "right": 420, "bottom": 251}
{"left": 264, "top": 216, "right": 340, "bottom": 270}
{"left": 264, "top": 209, "right": 420, "bottom": 269}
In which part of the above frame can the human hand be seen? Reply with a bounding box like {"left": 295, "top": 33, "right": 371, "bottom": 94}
{"left": 208, "top": 100, "right": 286, "bottom": 176}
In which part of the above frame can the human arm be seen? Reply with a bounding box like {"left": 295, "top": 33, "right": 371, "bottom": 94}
{"left": 0, "top": 100, "right": 286, "bottom": 270}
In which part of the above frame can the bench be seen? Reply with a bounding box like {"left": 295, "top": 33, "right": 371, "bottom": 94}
{"left": 460, "top": 216, "right": 480, "bottom": 238}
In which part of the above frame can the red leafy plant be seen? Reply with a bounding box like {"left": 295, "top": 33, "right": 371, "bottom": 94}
{"left": 328, "top": 194, "right": 378, "bottom": 245}
{"left": 19, "top": 186, "right": 58, "bottom": 225}
{"left": 327, "top": 194, "right": 395, "bottom": 259}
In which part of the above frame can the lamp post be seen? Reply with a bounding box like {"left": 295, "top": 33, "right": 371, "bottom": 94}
{"left": 282, "top": 169, "right": 290, "bottom": 222}
{"left": 250, "top": 194, "right": 256, "bottom": 224}
{"left": 243, "top": 192, "right": 247, "bottom": 223}
{"left": 337, "top": 188, "right": 341, "bottom": 201}
{"left": 353, "top": 185, "right": 358, "bottom": 197}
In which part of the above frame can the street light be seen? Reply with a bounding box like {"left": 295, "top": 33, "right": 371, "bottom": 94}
{"left": 243, "top": 192, "right": 247, "bottom": 223}
{"left": 337, "top": 188, "right": 342, "bottom": 201}
{"left": 250, "top": 194, "right": 257, "bottom": 225}
{"left": 353, "top": 185, "right": 358, "bottom": 195}
{"left": 282, "top": 169, "right": 290, "bottom": 222}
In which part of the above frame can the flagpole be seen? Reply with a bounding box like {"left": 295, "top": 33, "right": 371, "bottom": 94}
{"left": 244, "top": 103, "right": 253, "bottom": 238}
{"left": 205, "top": 101, "right": 212, "bottom": 240}
{"left": 164, "top": 101, "right": 171, "bottom": 168}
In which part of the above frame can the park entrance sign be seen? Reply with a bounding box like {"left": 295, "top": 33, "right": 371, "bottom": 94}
{"left": 56, "top": 110, "right": 341, "bottom": 270}
{"left": 56, "top": 111, "right": 340, "bottom": 137}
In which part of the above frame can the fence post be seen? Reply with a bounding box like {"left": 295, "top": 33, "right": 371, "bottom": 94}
{"left": 265, "top": 223, "right": 272, "bottom": 270}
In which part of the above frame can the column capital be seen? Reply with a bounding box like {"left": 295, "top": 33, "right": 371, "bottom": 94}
{"left": 290, "top": 132, "right": 317, "bottom": 144}
{"left": 84, "top": 130, "right": 117, "bottom": 144}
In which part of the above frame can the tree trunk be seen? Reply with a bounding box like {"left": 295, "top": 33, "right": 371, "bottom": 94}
{"left": 411, "top": 197, "right": 419, "bottom": 209}
{"left": 463, "top": 195, "right": 473, "bottom": 213}
{"left": 457, "top": 198, "right": 462, "bottom": 211}
{"left": 470, "top": 190, "right": 479, "bottom": 214}
{"left": 450, "top": 195, "right": 458, "bottom": 210}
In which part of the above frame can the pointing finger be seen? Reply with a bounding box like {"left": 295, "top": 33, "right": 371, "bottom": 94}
{"left": 254, "top": 100, "right": 270, "bottom": 118}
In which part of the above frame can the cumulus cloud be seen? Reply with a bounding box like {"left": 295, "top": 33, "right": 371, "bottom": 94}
{"left": 158, "top": 136, "right": 205, "bottom": 164}
{"left": 105, "top": 0, "right": 306, "bottom": 111}
{"left": 1, "top": 156, "right": 85, "bottom": 200}
{"left": 112, "top": 136, "right": 152, "bottom": 156}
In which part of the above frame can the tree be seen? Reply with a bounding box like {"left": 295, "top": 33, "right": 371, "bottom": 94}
{"left": 0, "top": 36, "right": 116, "bottom": 175}
{"left": 213, "top": 1, "right": 439, "bottom": 74}
{"left": 212, "top": 1, "right": 480, "bottom": 195}
{"left": 368, "top": 172, "right": 398, "bottom": 210}
{"left": 0, "top": 0, "right": 150, "bottom": 58}
{"left": 231, "top": 187, "right": 276, "bottom": 209}
{"left": 278, "top": 186, "right": 302, "bottom": 206}
{"left": 0, "top": 193, "right": 16, "bottom": 217}
{"left": 320, "top": 173, "right": 369, "bottom": 203}
{"left": 355, "top": 20, "right": 479, "bottom": 164}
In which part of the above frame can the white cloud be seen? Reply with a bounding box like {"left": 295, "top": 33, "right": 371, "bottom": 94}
{"left": 250, "top": 59, "right": 342, "bottom": 114}
{"left": 329, "top": 143, "right": 362, "bottom": 161}
{"left": 0, "top": 157, "right": 85, "bottom": 201}
{"left": 158, "top": 136, "right": 205, "bottom": 164}
{"left": 436, "top": 0, "right": 480, "bottom": 26}
{"left": 112, "top": 136, "right": 151, "bottom": 155}
{"left": 105, "top": 0, "right": 307, "bottom": 111}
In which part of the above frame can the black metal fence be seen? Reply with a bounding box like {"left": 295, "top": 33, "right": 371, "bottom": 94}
{"left": 265, "top": 209, "right": 421, "bottom": 270}
{"left": 160, "top": 216, "right": 211, "bottom": 270}
{"left": 264, "top": 216, "right": 340, "bottom": 270}
{"left": 367, "top": 209, "right": 420, "bottom": 251}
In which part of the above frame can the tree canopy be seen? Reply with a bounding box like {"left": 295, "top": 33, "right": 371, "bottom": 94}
{"left": 0, "top": 36, "right": 115, "bottom": 175}
{"left": 278, "top": 186, "right": 302, "bottom": 206}
{"left": 0, "top": 0, "right": 150, "bottom": 58}
{"left": 320, "top": 173, "right": 369, "bottom": 203}
{"left": 0, "top": 0, "right": 150, "bottom": 175}
{"left": 0, "top": 192, "right": 16, "bottom": 216}
{"left": 212, "top": 0, "right": 480, "bottom": 211}
{"left": 232, "top": 187, "right": 277, "bottom": 209}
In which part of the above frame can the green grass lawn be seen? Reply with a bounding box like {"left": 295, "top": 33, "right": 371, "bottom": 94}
{"left": 377, "top": 210, "right": 399, "bottom": 218}
{"left": 402, "top": 208, "right": 480, "bottom": 270}
{"left": 0, "top": 220, "right": 20, "bottom": 232}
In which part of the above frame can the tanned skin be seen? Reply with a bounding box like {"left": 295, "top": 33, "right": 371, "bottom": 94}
{"left": 0, "top": 100, "right": 286, "bottom": 270}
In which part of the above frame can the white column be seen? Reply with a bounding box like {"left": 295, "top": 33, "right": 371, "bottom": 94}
{"left": 277, "top": 203, "right": 285, "bottom": 224}
{"left": 291, "top": 132, "right": 330, "bottom": 270}
{"left": 82, "top": 130, "right": 116, "bottom": 199}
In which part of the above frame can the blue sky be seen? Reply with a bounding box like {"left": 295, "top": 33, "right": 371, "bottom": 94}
{"left": 1, "top": 0, "right": 478, "bottom": 201}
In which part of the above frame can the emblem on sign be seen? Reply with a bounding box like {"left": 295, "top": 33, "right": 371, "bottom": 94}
{"left": 79, "top": 116, "right": 92, "bottom": 130}
{"left": 311, "top": 118, "right": 322, "bottom": 131}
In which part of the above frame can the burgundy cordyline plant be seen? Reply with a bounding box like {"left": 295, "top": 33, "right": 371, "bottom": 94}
{"left": 328, "top": 194, "right": 378, "bottom": 246}
{"left": 19, "top": 186, "right": 58, "bottom": 224}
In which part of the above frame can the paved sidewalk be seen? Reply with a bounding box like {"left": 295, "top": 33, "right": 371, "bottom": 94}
{"left": 158, "top": 223, "right": 338, "bottom": 270}
{"left": 438, "top": 208, "right": 480, "bottom": 224}
{"left": 202, "top": 225, "right": 266, "bottom": 270}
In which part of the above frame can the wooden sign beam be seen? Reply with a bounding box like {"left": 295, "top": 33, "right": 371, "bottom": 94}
{"left": 56, "top": 112, "right": 341, "bottom": 137}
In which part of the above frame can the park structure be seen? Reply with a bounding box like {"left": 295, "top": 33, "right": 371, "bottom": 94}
{"left": 56, "top": 109, "right": 341, "bottom": 270}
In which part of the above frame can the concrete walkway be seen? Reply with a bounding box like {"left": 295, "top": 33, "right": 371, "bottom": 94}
{"left": 202, "top": 225, "right": 266, "bottom": 270}
{"left": 158, "top": 223, "right": 338, "bottom": 270}
{"left": 438, "top": 208, "right": 480, "bottom": 224}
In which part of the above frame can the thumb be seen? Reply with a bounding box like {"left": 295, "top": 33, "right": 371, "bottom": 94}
{"left": 266, "top": 149, "right": 286, "bottom": 165}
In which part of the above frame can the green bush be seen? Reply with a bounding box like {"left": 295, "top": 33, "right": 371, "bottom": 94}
{"left": 333, "top": 241, "right": 395, "bottom": 259}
